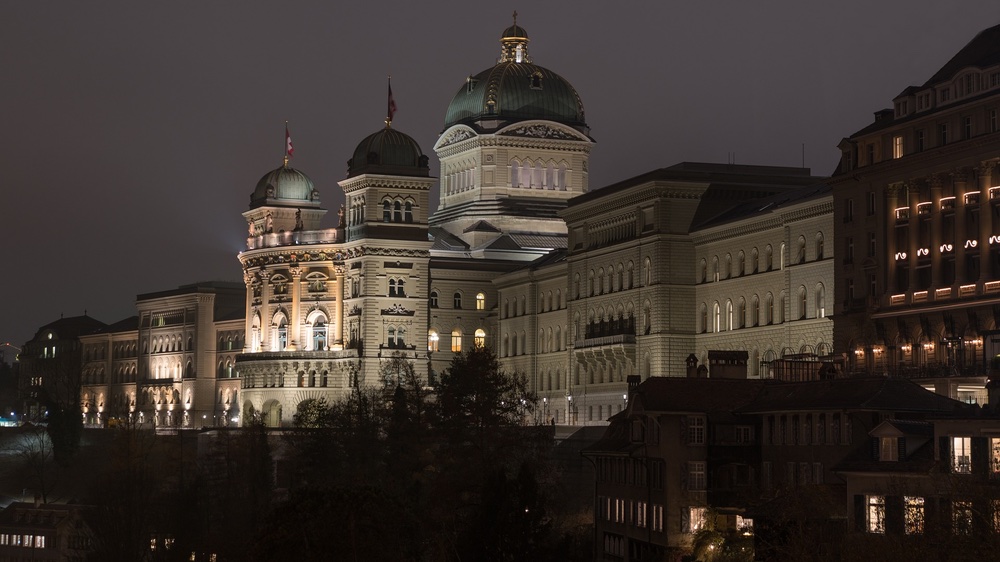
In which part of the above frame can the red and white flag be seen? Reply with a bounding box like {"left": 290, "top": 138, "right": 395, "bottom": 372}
{"left": 387, "top": 78, "right": 397, "bottom": 124}
{"left": 285, "top": 124, "right": 294, "bottom": 159}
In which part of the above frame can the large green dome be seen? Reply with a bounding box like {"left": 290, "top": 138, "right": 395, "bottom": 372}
{"left": 250, "top": 165, "right": 318, "bottom": 208}
{"left": 443, "top": 22, "right": 586, "bottom": 132}
{"left": 347, "top": 126, "right": 429, "bottom": 178}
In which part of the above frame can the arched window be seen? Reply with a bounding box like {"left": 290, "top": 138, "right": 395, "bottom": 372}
{"left": 510, "top": 161, "right": 520, "bottom": 187}
{"left": 713, "top": 302, "right": 721, "bottom": 332}
{"left": 751, "top": 296, "right": 760, "bottom": 326}
{"left": 726, "top": 300, "right": 734, "bottom": 331}
{"left": 699, "top": 259, "right": 707, "bottom": 283}
{"left": 393, "top": 201, "right": 402, "bottom": 222}
{"left": 644, "top": 257, "right": 652, "bottom": 286}
{"left": 558, "top": 163, "right": 567, "bottom": 190}
{"left": 388, "top": 278, "right": 398, "bottom": 297}
{"left": 764, "top": 245, "right": 773, "bottom": 271}
{"left": 312, "top": 318, "right": 327, "bottom": 351}
{"left": 453, "top": 292, "right": 462, "bottom": 309}
{"left": 396, "top": 327, "right": 406, "bottom": 348}
{"left": 383, "top": 201, "right": 391, "bottom": 222}
{"left": 725, "top": 254, "right": 732, "bottom": 279}
{"left": 780, "top": 242, "right": 786, "bottom": 270}
{"left": 738, "top": 251, "right": 745, "bottom": 276}
{"left": 799, "top": 286, "right": 808, "bottom": 320}
{"left": 475, "top": 329, "right": 486, "bottom": 349}
{"left": 778, "top": 292, "right": 786, "bottom": 324}
{"left": 816, "top": 284, "right": 826, "bottom": 318}
{"left": 574, "top": 273, "right": 581, "bottom": 299}
{"left": 700, "top": 304, "right": 708, "bottom": 333}
{"left": 404, "top": 201, "right": 413, "bottom": 223}
{"left": 712, "top": 256, "right": 719, "bottom": 282}
{"left": 451, "top": 330, "right": 462, "bottom": 352}
{"left": 798, "top": 236, "right": 807, "bottom": 264}
{"left": 751, "top": 248, "right": 759, "bottom": 273}
{"left": 816, "top": 232, "right": 825, "bottom": 260}
{"left": 765, "top": 294, "right": 774, "bottom": 325}
{"left": 738, "top": 298, "right": 746, "bottom": 328}
{"left": 430, "top": 291, "right": 439, "bottom": 308}
{"left": 428, "top": 330, "right": 439, "bottom": 352}
{"left": 476, "top": 292, "right": 485, "bottom": 310}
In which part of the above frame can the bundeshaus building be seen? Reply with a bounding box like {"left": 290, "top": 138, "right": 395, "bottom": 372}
{"left": 69, "top": 19, "right": 1000, "bottom": 429}
{"left": 63, "top": 18, "right": 841, "bottom": 428}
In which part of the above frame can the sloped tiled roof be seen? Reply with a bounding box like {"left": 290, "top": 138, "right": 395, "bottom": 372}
{"left": 740, "top": 377, "right": 969, "bottom": 414}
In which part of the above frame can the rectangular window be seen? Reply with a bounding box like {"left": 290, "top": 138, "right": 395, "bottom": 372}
{"left": 953, "top": 436, "right": 972, "bottom": 473}
{"left": 451, "top": 332, "right": 462, "bottom": 353}
{"left": 866, "top": 495, "right": 885, "bottom": 533}
{"left": 736, "top": 425, "right": 753, "bottom": 444}
{"left": 893, "top": 135, "right": 903, "bottom": 159}
{"left": 846, "top": 237, "right": 854, "bottom": 264}
{"left": 652, "top": 504, "right": 664, "bottom": 532}
{"left": 880, "top": 437, "right": 898, "bottom": 461}
{"left": 688, "top": 416, "right": 705, "bottom": 445}
{"left": 867, "top": 191, "right": 876, "bottom": 215}
{"left": 689, "top": 461, "right": 706, "bottom": 490}
{"left": 636, "top": 501, "right": 647, "bottom": 528}
{"left": 905, "top": 496, "right": 925, "bottom": 535}
{"left": 683, "top": 506, "right": 708, "bottom": 533}
{"left": 845, "top": 199, "right": 854, "bottom": 222}
{"left": 965, "top": 116, "right": 973, "bottom": 139}
{"left": 991, "top": 437, "right": 1000, "bottom": 476}
{"left": 916, "top": 129, "right": 925, "bottom": 151}
{"left": 939, "top": 123, "right": 948, "bottom": 145}
{"left": 992, "top": 109, "right": 999, "bottom": 133}
{"left": 869, "top": 233, "right": 876, "bottom": 258}
{"left": 813, "top": 462, "right": 823, "bottom": 484}
{"left": 954, "top": 500, "right": 974, "bottom": 535}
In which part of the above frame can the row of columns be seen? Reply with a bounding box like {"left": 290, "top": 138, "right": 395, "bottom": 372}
{"left": 243, "top": 267, "right": 345, "bottom": 352}
{"left": 886, "top": 161, "right": 997, "bottom": 295}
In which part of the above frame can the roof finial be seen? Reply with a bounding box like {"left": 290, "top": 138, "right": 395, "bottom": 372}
{"left": 513, "top": 10, "right": 517, "bottom": 26}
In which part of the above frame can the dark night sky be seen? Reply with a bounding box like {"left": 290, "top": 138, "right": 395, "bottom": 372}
{"left": 2, "top": 2, "right": 999, "bottom": 350}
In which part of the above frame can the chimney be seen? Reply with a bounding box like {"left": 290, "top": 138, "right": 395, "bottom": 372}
{"left": 686, "top": 354, "right": 699, "bottom": 378}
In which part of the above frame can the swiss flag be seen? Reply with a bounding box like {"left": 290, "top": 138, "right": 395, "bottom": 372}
{"left": 285, "top": 125, "right": 294, "bottom": 159}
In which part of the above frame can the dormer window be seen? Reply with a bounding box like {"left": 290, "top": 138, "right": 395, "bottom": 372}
{"left": 466, "top": 75, "right": 478, "bottom": 94}
{"left": 515, "top": 44, "right": 523, "bottom": 63}
{"left": 530, "top": 72, "right": 542, "bottom": 90}
{"left": 880, "top": 436, "right": 898, "bottom": 461}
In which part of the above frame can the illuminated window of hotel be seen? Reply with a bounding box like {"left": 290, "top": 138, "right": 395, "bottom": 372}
{"left": 880, "top": 436, "right": 898, "bottom": 461}
{"left": 991, "top": 438, "right": 1000, "bottom": 476}
{"left": 952, "top": 437, "right": 972, "bottom": 473}
{"left": 688, "top": 416, "right": 705, "bottom": 445}
{"left": 893, "top": 135, "right": 903, "bottom": 159}
{"left": 474, "top": 329, "right": 485, "bottom": 349}
{"left": 954, "top": 501, "right": 974, "bottom": 535}
{"left": 475, "top": 292, "right": 485, "bottom": 310}
{"left": 683, "top": 506, "right": 708, "bottom": 533}
{"left": 904, "top": 496, "right": 924, "bottom": 534}
{"left": 866, "top": 495, "right": 885, "bottom": 533}
{"left": 451, "top": 330, "right": 462, "bottom": 353}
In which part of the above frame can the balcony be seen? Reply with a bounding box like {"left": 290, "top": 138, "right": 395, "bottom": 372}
{"left": 246, "top": 228, "right": 341, "bottom": 250}
{"left": 574, "top": 334, "right": 636, "bottom": 370}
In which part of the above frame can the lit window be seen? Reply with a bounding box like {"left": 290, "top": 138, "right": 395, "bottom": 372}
{"left": 954, "top": 500, "right": 974, "bottom": 535}
{"left": 688, "top": 416, "right": 705, "bottom": 445}
{"left": 451, "top": 330, "right": 462, "bottom": 353}
{"left": 893, "top": 135, "right": 903, "bottom": 159}
{"left": 428, "top": 330, "right": 439, "bottom": 352}
{"left": 688, "top": 462, "right": 706, "bottom": 490}
{"left": 952, "top": 436, "right": 972, "bottom": 473}
{"left": 474, "top": 329, "right": 486, "bottom": 349}
{"left": 991, "top": 438, "right": 1000, "bottom": 476}
{"left": 880, "top": 436, "right": 898, "bottom": 461}
{"left": 476, "top": 293, "right": 485, "bottom": 310}
{"left": 683, "top": 506, "right": 708, "bottom": 533}
{"left": 866, "top": 495, "right": 885, "bottom": 533}
{"left": 904, "top": 496, "right": 924, "bottom": 535}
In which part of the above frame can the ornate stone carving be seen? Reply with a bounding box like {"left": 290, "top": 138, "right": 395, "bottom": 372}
{"left": 500, "top": 124, "right": 578, "bottom": 140}
{"left": 381, "top": 303, "right": 414, "bottom": 316}
{"left": 438, "top": 128, "right": 475, "bottom": 147}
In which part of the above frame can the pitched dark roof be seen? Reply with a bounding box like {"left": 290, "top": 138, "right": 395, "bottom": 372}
{"left": 740, "top": 377, "right": 969, "bottom": 414}
{"left": 31, "top": 315, "right": 107, "bottom": 342}
{"left": 93, "top": 316, "right": 139, "bottom": 335}
{"left": 925, "top": 24, "right": 1000, "bottom": 86}
{"left": 631, "top": 377, "right": 766, "bottom": 413}
{"left": 693, "top": 181, "right": 831, "bottom": 231}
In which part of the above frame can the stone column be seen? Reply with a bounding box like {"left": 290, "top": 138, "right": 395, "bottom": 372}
{"left": 907, "top": 182, "right": 919, "bottom": 291}
{"left": 886, "top": 184, "right": 900, "bottom": 294}
{"left": 930, "top": 176, "right": 943, "bottom": 289}
{"left": 288, "top": 266, "right": 302, "bottom": 350}
{"left": 243, "top": 270, "right": 255, "bottom": 352}
{"left": 980, "top": 161, "right": 996, "bottom": 284}
{"left": 955, "top": 170, "right": 968, "bottom": 286}
{"left": 259, "top": 269, "right": 272, "bottom": 351}
{"left": 335, "top": 269, "right": 345, "bottom": 344}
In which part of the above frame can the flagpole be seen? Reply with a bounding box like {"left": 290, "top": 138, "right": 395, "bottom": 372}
{"left": 283, "top": 121, "right": 289, "bottom": 167}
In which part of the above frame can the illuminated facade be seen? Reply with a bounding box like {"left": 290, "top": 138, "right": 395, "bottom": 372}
{"left": 832, "top": 23, "right": 1000, "bottom": 404}
{"left": 79, "top": 282, "right": 244, "bottom": 427}
{"left": 495, "top": 165, "right": 829, "bottom": 426}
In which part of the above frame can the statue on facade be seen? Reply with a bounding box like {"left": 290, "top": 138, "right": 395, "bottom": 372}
{"left": 248, "top": 219, "right": 255, "bottom": 237}
{"left": 294, "top": 208, "right": 304, "bottom": 231}
{"left": 338, "top": 204, "right": 346, "bottom": 228}
{"left": 265, "top": 211, "right": 274, "bottom": 233}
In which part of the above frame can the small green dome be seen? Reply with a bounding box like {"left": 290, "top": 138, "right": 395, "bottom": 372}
{"left": 443, "top": 22, "right": 586, "bottom": 132}
{"left": 347, "top": 127, "right": 429, "bottom": 178}
{"left": 250, "top": 166, "right": 318, "bottom": 208}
